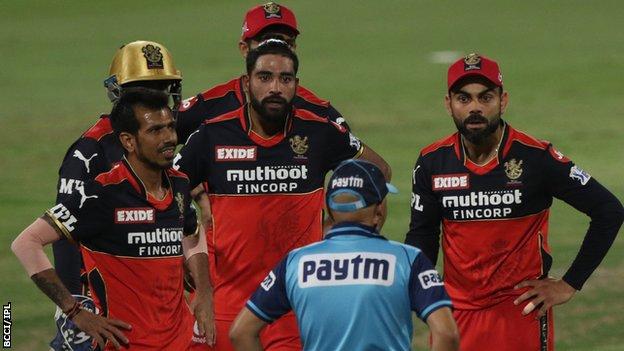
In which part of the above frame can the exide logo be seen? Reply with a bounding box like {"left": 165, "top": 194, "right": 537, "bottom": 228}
{"left": 432, "top": 173, "right": 469, "bottom": 191}
{"left": 215, "top": 146, "right": 257, "bottom": 161}
{"left": 115, "top": 208, "right": 155, "bottom": 224}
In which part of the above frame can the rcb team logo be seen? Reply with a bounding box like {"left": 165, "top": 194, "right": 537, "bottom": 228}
{"left": 263, "top": 2, "right": 282, "bottom": 18}
{"left": 290, "top": 135, "right": 309, "bottom": 156}
{"left": 142, "top": 44, "right": 164, "bottom": 69}
{"left": 504, "top": 159, "right": 523, "bottom": 180}
{"left": 175, "top": 192, "right": 185, "bottom": 218}
{"left": 463, "top": 53, "right": 482, "bottom": 71}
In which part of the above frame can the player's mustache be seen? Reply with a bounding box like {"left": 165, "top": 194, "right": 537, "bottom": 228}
{"left": 262, "top": 96, "right": 287, "bottom": 105}
{"left": 464, "top": 114, "right": 488, "bottom": 125}
{"left": 158, "top": 142, "right": 176, "bottom": 153}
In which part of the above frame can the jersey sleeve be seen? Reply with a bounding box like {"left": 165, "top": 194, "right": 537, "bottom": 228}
{"left": 183, "top": 189, "right": 199, "bottom": 237}
{"left": 542, "top": 145, "right": 624, "bottom": 290}
{"left": 45, "top": 180, "right": 109, "bottom": 243}
{"left": 174, "top": 127, "right": 209, "bottom": 189}
{"left": 408, "top": 251, "right": 453, "bottom": 321}
{"left": 56, "top": 138, "right": 108, "bottom": 205}
{"left": 405, "top": 156, "right": 443, "bottom": 265}
{"left": 245, "top": 256, "right": 291, "bottom": 323}
{"left": 323, "top": 121, "right": 364, "bottom": 171}
{"left": 175, "top": 95, "right": 208, "bottom": 144}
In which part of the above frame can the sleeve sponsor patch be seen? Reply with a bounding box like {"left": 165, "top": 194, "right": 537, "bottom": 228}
{"left": 261, "top": 271, "right": 277, "bottom": 291}
{"left": 418, "top": 269, "right": 444, "bottom": 289}
{"left": 569, "top": 165, "right": 591, "bottom": 185}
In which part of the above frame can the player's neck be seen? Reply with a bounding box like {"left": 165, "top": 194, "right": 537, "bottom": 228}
{"left": 126, "top": 155, "right": 166, "bottom": 198}
{"left": 248, "top": 104, "right": 288, "bottom": 138}
{"left": 462, "top": 125, "right": 504, "bottom": 165}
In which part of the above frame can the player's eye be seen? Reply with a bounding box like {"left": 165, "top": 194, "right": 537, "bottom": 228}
{"left": 281, "top": 76, "right": 293, "bottom": 83}
{"left": 258, "top": 74, "right": 271, "bottom": 82}
{"left": 480, "top": 94, "right": 494, "bottom": 103}
{"left": 457, "top": 95, "right": 470, "bottom": 103}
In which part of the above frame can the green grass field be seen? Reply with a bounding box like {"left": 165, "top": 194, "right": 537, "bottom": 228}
{"left": 1, "top": 1, "right": 623, "bottom": 349}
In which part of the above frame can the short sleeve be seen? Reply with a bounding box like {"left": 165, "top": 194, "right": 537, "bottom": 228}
{"left": 46, "top": 180, "right": 109, "bottom": 243}
{"left": 56, "top": 138, "right": 108, "bottom": 205}
{"left": 174, "top": 127, "right": 209, "bottom": 189}
{"left": 324, "top": 121, "right": 363, "bottom": 171}
{"left": 408, "top": 252, "right": 453, "bottom": 321}
{"left": 246, "top": 256, "right": 291, "bottom": 323}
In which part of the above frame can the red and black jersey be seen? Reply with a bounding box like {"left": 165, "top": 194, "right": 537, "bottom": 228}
{"left": 406, "top": 122, "right": 623, "bottom": 310}
{"left": 175, "top": 105, "right": 362, "bottom": 319}
{"left": 46, "top": 159, "right": 198, "bottom": 350}
{"left": 175, "top": 76, "right": 350, "bottom": 144}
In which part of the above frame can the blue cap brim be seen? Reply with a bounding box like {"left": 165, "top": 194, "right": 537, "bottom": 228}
{"left": 386, "top": 182, "right": 398, "bottom": 194}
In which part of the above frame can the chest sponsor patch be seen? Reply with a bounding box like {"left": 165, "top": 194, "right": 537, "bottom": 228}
{"left": 432, "top": 173, "right": 470, "bottom": 191}
{"left": 215, "top": 146, "right": 257, "bottom": 161}
{"left": 115, "top": 208, "right": 155, "bottom": 224}
{"left": 298, "top": 252, "right": 396, "bottom": 288}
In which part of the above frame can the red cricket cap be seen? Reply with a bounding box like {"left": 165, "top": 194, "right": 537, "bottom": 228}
{"left": 241, "top": 2, "right": 299, "bottom": 40}
{"left": 447, "top": 53, "right": 503, "bottom": 90}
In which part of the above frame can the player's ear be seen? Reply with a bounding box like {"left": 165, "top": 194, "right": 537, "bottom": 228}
{"left": 118, "top": 132, "right": 136, "bottom": 154}
{"left": 500, "top": 90, "right": 509, "bottom": 115}
{"left": 239, "top": 40, "right": 250, "bottom": 59}
{"left": 444, "top": 94, "right": 453, "bottom": 116}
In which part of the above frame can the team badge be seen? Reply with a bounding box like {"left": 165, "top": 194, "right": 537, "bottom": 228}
{"left": 569, "top": 165, "right": 591, "bottom": 185}
{"left": 463, "top": 53, "right": 482, "bottom": 71}
{"left": 504, "top": 159, "right": 523, "bottom": 180}
{"left": 175, "top": 192, "right": 185, "bottom": 218}
{"left": 142, "top": 44, "right": 164, "bottom": 69}
{"left": 290, "top": 135, "right": 309, "bottom": 156}
{"left": 263, "top": 2, "right": 282, "bottom": 19}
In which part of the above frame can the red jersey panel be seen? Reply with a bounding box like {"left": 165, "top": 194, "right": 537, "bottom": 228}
{"left": 176, "top": 105, "right": 361, "bottom": 318}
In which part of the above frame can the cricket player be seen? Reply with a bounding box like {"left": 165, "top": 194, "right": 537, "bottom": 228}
{"left": 52, "top": 40, "right": 183, "bottom": 296}
{"left": 175, "top": 2, "right": 390, "bottom": 178}
{"left": 175, "top": 40, "right": 387, "bottom": 351}
{"left": 405, "top": 53, "right": 624, "bottom": 350}
{"left": 12, "top": 89, "right": 214, "bottom": 350}
{"left": 229, "top": 159, "right": 459, "bottom": 351}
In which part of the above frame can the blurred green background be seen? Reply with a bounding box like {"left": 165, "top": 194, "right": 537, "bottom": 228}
{"left": 1, "top": 1, "right": 622, "bottom": 349}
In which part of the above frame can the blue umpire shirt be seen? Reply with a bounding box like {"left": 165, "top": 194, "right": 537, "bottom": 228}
{"left": 246, "top": 222, "right": 453, "bottom": 351}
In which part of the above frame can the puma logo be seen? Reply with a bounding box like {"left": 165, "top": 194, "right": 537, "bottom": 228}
{"left": 72, "top": 150, "right": 98, "bottom": 174}
{"left": 77, "top": 185, "right": 98, "bottom": 209}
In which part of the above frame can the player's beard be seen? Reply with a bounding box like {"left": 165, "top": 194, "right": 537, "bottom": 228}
{"left": 454, "top": 111, "right": 502, "bottom": 145}
{"left": 136, "top": 140, "right": 176, "bottom": 170}
{"left": 249, "top": 92, "right": 292, "bottom": 126}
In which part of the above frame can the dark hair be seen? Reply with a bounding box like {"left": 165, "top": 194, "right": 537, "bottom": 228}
{"left": 110, "top": 88, "right": 170, "bottom": 135}
{"left": 246, "top": 39, "right": 299, "bottom": 75}
{"left": 449, "top": 75, "right": 503, "bottom": 95}
{"left": 245, "top": 25, "right": 298, "bottom": 46}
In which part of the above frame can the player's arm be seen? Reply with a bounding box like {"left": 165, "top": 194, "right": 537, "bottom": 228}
{"left": 427, "top": 308, "right": 460, "bottom": 351}
{"left": 405, "top": 156, "right": 443, "bottom": 264}
{"left": 183, "top": 224, "right": 215, "bottom": 346}
{"left": 357, "top": 145, "right": 392, "bottom": 181}
{"left": 230, "top": 257, "right": 292, "bottom": 350}
{"left": 54, "top": 138, "right": 108, "bottom": 294}
{"left": 409, "top": 248, "right": 457, "bottom": 350}
{"left": 514, "top": 146, "right": 624, "bottom": 317}
{"left": 11, "top": 218, "right": 131, "bottom": 350}
{"left": 229, "top": 308, "right": 266, "bottom": 351}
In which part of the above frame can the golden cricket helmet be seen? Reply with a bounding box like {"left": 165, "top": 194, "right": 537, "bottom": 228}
{"left": 104, "top": 40, "right": 182, "bottom": 108}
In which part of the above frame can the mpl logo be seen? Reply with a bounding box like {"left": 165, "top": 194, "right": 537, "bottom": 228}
{"left": 298, "top": 252, "right": 396, "bottom": 288}
{"left": 58, "top": 178, "right": 84, "bottom": 195}
{"left": 215, "top": 146, "right": 257, "bottom": 161}
{"left": 115, "top": 208, "right": 155, "bottom": 224}
{"left": 432, "top": 173, "right": 470, "bottom": 191}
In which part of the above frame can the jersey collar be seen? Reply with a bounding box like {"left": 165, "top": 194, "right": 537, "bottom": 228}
{"left": 242, "top": 104, "right": 293, "bottom": 147}
{"left": 459, "top": 120, "right": 509, "bottom": 175}
{"left": 325, "top": 222, "right": 387, "bottom": 240}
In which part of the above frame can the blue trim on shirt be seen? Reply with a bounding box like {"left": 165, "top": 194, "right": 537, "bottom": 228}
{"left": 419, "top": 300, "right": 453, "bottom": 320}
{"left": 325, "top": 222, "right": 388, "bottom": 240}
{"left": 246, "top": 301, "right": 274, "bottom": 323}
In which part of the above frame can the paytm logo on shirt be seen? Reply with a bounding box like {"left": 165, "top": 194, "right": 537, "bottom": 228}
{"left": 298, "top": 252, "right": 396, "bottom": 288}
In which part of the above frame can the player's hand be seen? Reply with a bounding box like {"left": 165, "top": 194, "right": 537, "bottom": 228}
{"left": 513, "top": 277, "right": 576, "bottom": 318}
{"left": 72, "top": 309, "right": 131, "bottom": 350}
{"left": 191, "top": 291, "right": 216, "bottom": 346}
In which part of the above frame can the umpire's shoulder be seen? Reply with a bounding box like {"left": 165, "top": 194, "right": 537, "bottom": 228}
{"left": 387, "top": 239, "right": 423, "bottom": 263}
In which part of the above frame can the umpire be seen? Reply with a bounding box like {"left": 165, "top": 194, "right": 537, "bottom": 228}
{"left": 229, "top": 159, "right": 459, "bottom": 351}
